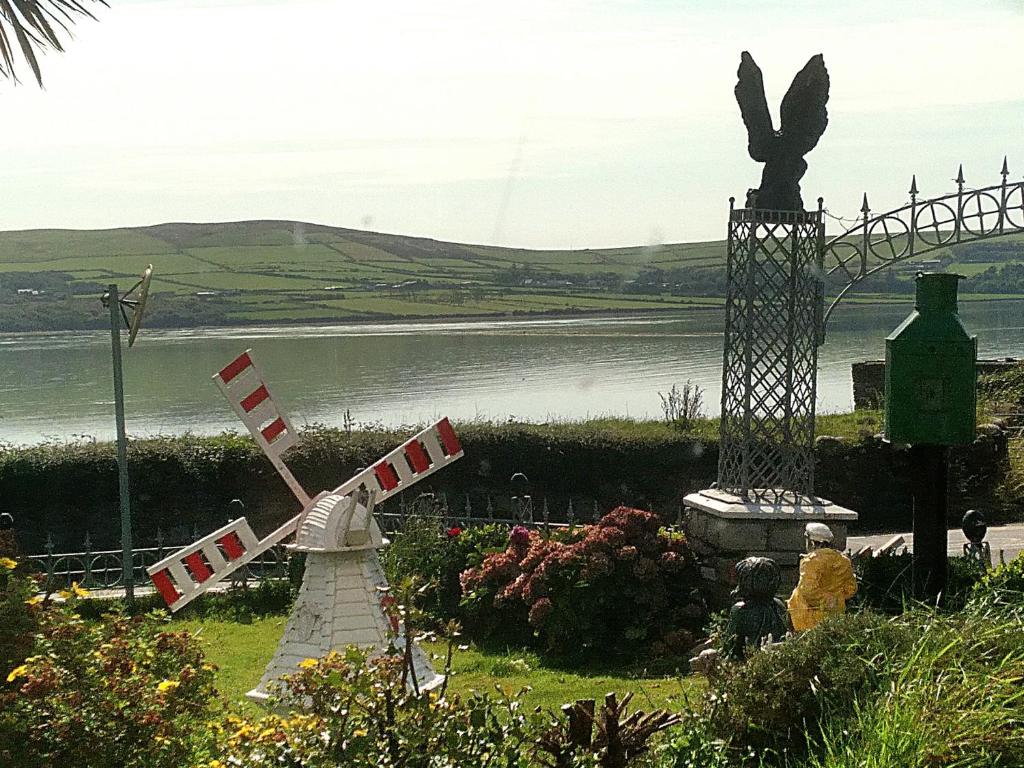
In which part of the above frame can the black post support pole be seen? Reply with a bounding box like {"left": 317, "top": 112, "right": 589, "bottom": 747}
{"left": 108, "top": 283, "right": 135, "bottom": 606}
{"left": 910, "top": 443, "right": 948, "bottom": 601}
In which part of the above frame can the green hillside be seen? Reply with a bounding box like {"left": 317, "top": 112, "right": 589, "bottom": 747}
{"left": 0, "top": 220, "right": 1021, "bottom": 332}
{"left": 0, "top": 220, "right": 729, "bottom": 331}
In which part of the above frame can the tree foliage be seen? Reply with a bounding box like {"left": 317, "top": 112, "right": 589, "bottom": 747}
{"left": 0, "top": 0, "right": 106, "bottom": 86}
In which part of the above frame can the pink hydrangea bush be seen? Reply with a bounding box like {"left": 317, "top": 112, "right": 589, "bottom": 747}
{"left": 459, "top": 508, "right": 706, "bottom": 657}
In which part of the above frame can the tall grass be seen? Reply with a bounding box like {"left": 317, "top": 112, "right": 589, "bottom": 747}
{"left": 793, "top": 596, "right": 1024, "bottom": 768}
{"left": 803, "top": 698, "right": 929, "bottom": 768}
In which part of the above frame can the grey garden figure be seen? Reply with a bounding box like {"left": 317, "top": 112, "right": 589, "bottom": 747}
{"left": 723, "top": 556, "right": 790, "bottom": 660}
{"left": 962, "top": 509, "right": 992, "bottom": 572}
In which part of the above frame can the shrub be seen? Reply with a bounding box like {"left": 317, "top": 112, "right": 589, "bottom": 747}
{"left": 381, "top": 518, "right": 510, "bottom": 624}
{"left": 211, "top": 647, "right": 543, "bottom": 768}
{"left": 852, "top": 552, "right": 984, "bottom": 614}
{"left": 978, "top": 362, "right": 1024, "bottom": 418}
{"left": 215, "top": 646, "right": 681, "bottom": 768}
{"left": 459, "top": 507, "right": 706, "bottom": 657}
{"left": 654, "top": 714, "right": 733, "bottom": 768}
{"left": 0, "top": 589, "right": 216, "bottom": 768}
{"left": 2, "top": 419, "right": 1013, "bottom": 552}
{"left": 0, "top": 557, "right": 37, "bottom": 678}
{"left": 658, "top": 381, "right": 706, "bottom": 432}
{"left": 970, "top": 551, "right": 1024, "bottom": 607}
{"left": 703, "top": 610, "right": 915, "bottom": 763}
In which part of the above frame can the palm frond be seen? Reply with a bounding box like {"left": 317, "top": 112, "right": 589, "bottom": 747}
{"left": 0, "top": 0, "right": 106, "bottom": 86}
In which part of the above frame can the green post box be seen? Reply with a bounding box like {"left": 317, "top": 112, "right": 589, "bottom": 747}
{"left": 884, "top": 272, "right": 977, "bottom": 600}
{"left": 885, "top": 273, "right": 977, "bottom": 446}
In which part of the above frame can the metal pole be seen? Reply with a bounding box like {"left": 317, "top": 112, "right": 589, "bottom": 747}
{"left": 108, "top": 283, "right": 134, "bottom": 605}
{"left": 910, "top": 444, "right": 948, "bottom": 601}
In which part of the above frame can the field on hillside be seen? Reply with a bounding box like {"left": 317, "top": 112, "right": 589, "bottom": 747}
{"left": 0, "top": 220, "right": 1021, "bottom": 331}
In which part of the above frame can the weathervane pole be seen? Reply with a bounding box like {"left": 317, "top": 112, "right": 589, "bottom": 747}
{"left": 107, "top": 282, "right": 135, "bottom": 605}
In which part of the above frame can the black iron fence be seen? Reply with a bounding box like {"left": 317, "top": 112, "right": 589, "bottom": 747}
{"left": 21, "top": 532, "right": 289, "bottom": 591}
{"left": 23, "top": 492, "right": 646, "bottom": 591}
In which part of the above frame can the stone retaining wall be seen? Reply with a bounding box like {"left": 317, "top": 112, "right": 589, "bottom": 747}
{"left": 852, "top": 358, "right": 1021, "bottom": 409}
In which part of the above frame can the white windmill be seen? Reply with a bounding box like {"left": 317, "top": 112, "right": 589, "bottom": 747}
{"left": 146, "top": 349, "right": 463, "bottom": 701}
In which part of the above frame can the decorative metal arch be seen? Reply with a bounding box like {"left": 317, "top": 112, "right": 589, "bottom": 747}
{"left": 821, "top": 158, "right": 1024, "bottom": 331}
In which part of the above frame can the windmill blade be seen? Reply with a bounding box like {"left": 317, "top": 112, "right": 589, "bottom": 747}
{"left": 213, "top": 349, "right": 311, "bottom": 506}
{"left": 337, "top": 416, "right": 462, "bottom": 500}
{"left": 146, "top": 516, "right": 290, "bottom": 612}
{"left": 146, "top": 417, "right": 465, "bottom": 610}
{"left": 292, "top": 417, "right": 464, "bottom": 551}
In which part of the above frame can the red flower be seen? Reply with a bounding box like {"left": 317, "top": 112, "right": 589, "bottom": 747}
{"left": 509, "top": 525, "right": 531, "bottom": 548}
{"left": 446, "top": 527, "right": 463, "bottom": 538}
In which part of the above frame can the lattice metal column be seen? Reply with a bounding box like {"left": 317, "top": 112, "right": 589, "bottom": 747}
{"left": 718, "top": 202, "right": 825, "bottom": 502}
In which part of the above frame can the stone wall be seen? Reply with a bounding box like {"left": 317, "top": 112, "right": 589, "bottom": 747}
{"left": 853, "top": 358, "right": 1021, "bottom": 410}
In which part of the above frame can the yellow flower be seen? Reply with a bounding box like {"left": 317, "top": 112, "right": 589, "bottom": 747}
{"left": 353, "top": 727, "right": 369, "bottom": 738}
{"left": 156, "top": 679, "right": 180, "bottom": 694}
{"left": 0, "top": 557, "right": 16, "bottom": 570}
{"left": 6, "top": 664, "right": 28, "bottom": 683}
{"left": 24, "top": 595, "right": 43, "bottom": 606}
{"left": 57, "top": 582, "right": 88, "bottom": 600}
{"left": 298, "top": 658, "right": 318, "bottom": 669}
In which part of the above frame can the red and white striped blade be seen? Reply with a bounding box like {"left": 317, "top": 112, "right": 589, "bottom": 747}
{"left": 146, "top": 517, "right": 264, "bottom": 611}
{"left": 213, "top": 349, "right": 309, "bottom": 505}
{"left": 329, "top": 417, "right": 463, "bottom": 504}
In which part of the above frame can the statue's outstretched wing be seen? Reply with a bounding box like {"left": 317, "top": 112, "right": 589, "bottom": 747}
{"left": 779, "top": 53, "right": 829, "bottom": 157}
{"left": 735, "top": 51, "right": 774, "bottom": 162}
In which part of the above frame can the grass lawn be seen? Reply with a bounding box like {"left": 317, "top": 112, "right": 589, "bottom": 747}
{"left": 177, "top": 617, "right": 704, "bottom": 715}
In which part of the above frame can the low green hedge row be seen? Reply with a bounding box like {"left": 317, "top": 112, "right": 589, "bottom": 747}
{"left": 0, "top": 417, "right": 1013, "bottom": 553}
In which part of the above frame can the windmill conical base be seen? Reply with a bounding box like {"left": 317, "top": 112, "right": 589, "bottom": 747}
{"left": 247, "top": 548, "right": 442, "bottom": 704}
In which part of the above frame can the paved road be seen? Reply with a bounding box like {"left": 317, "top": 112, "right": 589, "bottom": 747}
{"left": 848, "top": 522, "right": 1024, "bottom": 564}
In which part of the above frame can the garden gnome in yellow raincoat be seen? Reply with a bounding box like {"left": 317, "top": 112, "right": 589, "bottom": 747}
{"left": 787, "top": 522, "right": 857, "bottom": 632}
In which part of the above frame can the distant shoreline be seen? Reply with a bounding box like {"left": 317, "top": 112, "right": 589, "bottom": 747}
{"left": 0, "top": 302, "right": 726, "bottom": 337}
{"left": 5, "top": 293, "right": 1024, "bottom": 337}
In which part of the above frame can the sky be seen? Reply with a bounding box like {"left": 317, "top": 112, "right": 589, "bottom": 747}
{"left": 1, "top": 0, "right": 1022, "bottom": 249}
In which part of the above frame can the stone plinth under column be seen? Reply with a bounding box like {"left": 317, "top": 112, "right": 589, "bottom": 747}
{"left": 247, "top": 548, "right": 442, "bottom": 704}
{"left": 683, "top": 488, "right": 858, "bottom": 607}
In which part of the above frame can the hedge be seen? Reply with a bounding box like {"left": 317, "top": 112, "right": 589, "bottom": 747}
{"left": 0, "top": 418, "right": 1014, "bottom": 553}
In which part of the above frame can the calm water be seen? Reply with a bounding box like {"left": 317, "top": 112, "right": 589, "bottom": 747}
{"left": 2, "top": 301, "right": 1022, "bottom": 446}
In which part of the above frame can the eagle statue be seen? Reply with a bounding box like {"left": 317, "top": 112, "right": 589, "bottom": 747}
{"left": 735, "top": 51, "right": 829, "bottom": 212}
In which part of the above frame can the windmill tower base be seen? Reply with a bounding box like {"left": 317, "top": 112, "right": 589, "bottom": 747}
{"left": 247, "top": 547, "right": 443, "bottom": 704}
